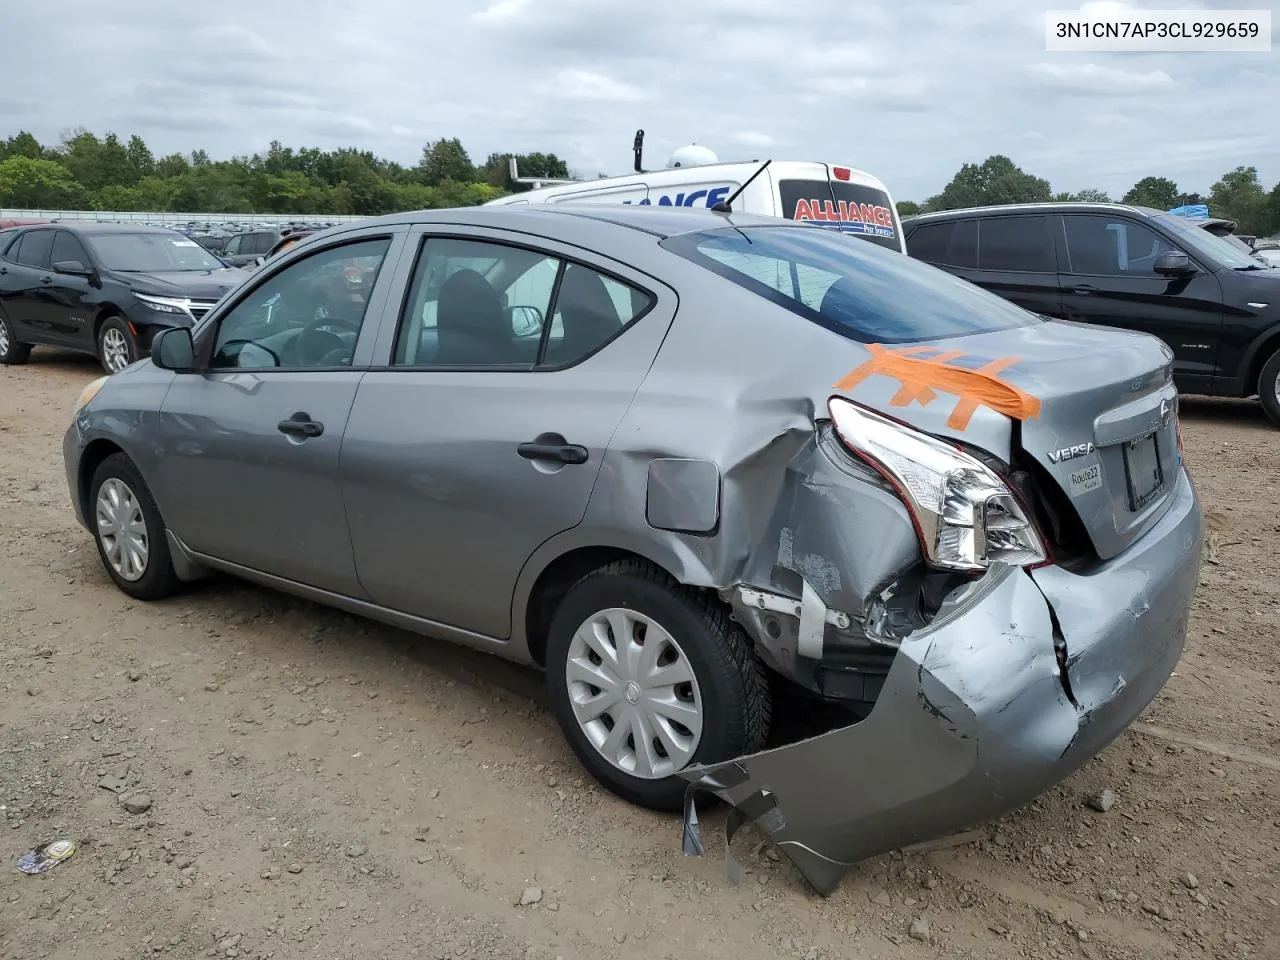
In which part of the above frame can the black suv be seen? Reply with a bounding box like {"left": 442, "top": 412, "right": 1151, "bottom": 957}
{"left": 0, "top": 223, "right": 248, "bottom": 373}
{"left": 902, "top": 203, "right": 1280, "bottom": 425}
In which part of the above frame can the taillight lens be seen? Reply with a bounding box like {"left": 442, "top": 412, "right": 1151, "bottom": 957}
{"left": 828, "top": 397, "right": 1050, "bottom": 572}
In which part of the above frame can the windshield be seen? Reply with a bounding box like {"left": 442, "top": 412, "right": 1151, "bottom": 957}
{"left": 662, "top": 225, "right": 1038, "bottom": 344}
{"left": 86, "top": 232, "right": 228, "bottom": 272}
{"left": 1155, "top": 215, "right": 1261, "bottom": 270}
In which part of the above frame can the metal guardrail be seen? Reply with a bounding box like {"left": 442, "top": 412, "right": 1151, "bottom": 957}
{"left": 0, "top": 209, "right": 369, "bottom": 225}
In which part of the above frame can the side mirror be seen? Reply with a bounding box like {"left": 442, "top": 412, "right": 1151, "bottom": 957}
{"left": 52, "top": 259, "right": 92, "bottom": 276}
{"left": 508, "top": 304, "right": 544, "bottom": 337}
{"left": 1154, "top": 250, "right": 1195, "bottom": 276}
{"left": 151, "top": 327, "right": 197, "bottom": 372}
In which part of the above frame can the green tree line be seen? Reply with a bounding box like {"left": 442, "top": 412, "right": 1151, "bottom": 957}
{"left": 0, "top": 128, "right": 570, "bottom": 216}
{"left": 894, "top": 155, "right": 1280, "bottom": 238}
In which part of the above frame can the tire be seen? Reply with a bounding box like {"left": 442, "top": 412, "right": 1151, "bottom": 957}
{"left": 545, "top": 559, "right": 771, "bottom": 811}
{"left": 1259, "top": 349, "right": 1280, "bottom": 428}
{"left": 97, "top": 316, "right": 138, "bottom": 374}
{"left": 0, "top": 313, "right": 32, "bottom": 365}
{"left": 88, "top": 453, "right": 181, "bottom": 601}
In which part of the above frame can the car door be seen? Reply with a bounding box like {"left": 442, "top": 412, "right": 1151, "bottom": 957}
{"left": 40, "top": 230, "right": 97, "bottom": 343}
{"left": 1058, "top": 214, "right": 1225, "bottom": 387}
{"left": 151, "top": 229, "right": 407, "bottom": 594}
{"left": 341, "top": 228, "right": 674, "bottom": 639}
{"left": 960, "top": 214, "right": 1064, "bottom": 317}
{"left": 1, "top": 229, "right": 57, "bottom": 341}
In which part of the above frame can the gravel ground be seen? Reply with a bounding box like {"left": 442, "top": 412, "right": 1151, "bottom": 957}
{"left": 1, "top": 350, "right": 1277, "bottom": 960}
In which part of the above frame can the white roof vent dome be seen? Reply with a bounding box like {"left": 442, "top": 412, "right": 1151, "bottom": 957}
{"left": 665, "top": 143, "right": 719, "bottom": 169}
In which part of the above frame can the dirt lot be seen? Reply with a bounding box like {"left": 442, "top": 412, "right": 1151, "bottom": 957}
{"left": 0, "top": 351, "right": 1276, "bottom": 960}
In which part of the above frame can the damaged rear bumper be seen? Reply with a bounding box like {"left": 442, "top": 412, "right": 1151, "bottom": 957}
{"left": 680, "top": 467, "right": 1202, "bottom": 896}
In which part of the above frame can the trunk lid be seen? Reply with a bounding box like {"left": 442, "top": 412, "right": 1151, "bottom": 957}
{"left": 850, "top": 318, "right": 1179, "bottom": 562}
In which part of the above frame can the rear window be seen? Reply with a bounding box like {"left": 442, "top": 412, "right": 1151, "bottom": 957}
{"left": 662, "top": 225, "right": 1039, "bottom": 344}
{"left": 907, "top": 219, "right": 980, "bottom": 269}
{"left": 779, "top": 178, "right": 901, "bottom": 252}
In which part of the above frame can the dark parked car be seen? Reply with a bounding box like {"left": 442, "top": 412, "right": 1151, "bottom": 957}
{"left": 63, "top": 204, "right": 1201, "bottom": 894}
{"left": 0, "top": 222, "right": 247, "bottom": 373}
{"left": 220, "top": 229, "right": 285, "bottom": 267}
{"left": 902, "top": 202, "right": 1280, "bottom": 425}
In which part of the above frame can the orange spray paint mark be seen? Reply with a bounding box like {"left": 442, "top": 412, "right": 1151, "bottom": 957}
{"left": 833, "top": 344, "right": 1042, "bottom": 430}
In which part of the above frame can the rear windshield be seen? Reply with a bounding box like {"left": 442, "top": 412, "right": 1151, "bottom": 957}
{"left": 662, "top": 225, "right": 1039, "bottom": 344}
{"left": 779, "top": 178, "right": 901, "bottom": 251}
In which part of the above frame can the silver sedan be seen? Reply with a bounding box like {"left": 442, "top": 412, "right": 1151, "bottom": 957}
{"left": 63, "top": 204, "right": 1202, "bottom": 895}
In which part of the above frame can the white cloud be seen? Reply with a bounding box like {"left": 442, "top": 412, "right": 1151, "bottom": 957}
{"left": 0, "top": 0, "right": 1274, "bottom": 204}
{"left": 537, "top": 69, "right": 648, "bottom": 102}
{"left": 1028, "top": 62, "right": 1176, "bottom": 94}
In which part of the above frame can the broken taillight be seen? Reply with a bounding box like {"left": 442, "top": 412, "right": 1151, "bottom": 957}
{"left": 827, "top": 397, "right": 1051, "bottom": 573}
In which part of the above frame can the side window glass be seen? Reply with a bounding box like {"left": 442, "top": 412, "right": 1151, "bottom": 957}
{"left": 51, "top": 231, "right": 89, "bottom": 267}
{"left": 15, "top": 230, "right": 54, "bottom": 269}
{"left": 253, "top": 233, "right": 275, "bottom": 255}
{"left": 542, "top": 264, "right": 651, "bottom": 366}
{"left": 394, "top": 238, "right": 557, "bottom": 368}
{"left": 224, "top": 235, "right": 242, "bottom": 256}
{"left": 906, "top": 222, "right": 954, "bottom": 264}
{"left": 977, "top": 216, "right": 1053, "bottom": 272}
{"left": 1064, "top": 216, "right": 1174, "bottom": 276}
{"left": 948, "top": 219, "right": 979, "bottom": 268}
{"left": 209, "top": 237, "right": 391, "bottom": 370}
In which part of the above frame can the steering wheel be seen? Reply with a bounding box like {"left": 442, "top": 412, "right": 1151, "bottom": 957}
{"left": 293, "top": 325, "right": 349, "bottom": 366}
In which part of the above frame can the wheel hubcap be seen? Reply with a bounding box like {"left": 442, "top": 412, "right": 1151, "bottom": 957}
{"left": 0, "top": 318, "right": 9, "bottom": 355}
{"left": 565, "top": 607, "right": 704, "bottom": 780}
{"left": 102, "top": 328, "right": 130, "bottom": 372}
{"left": 1273, "top": 370, "right": 1280, "bottom": 406}
{"left": 95, "top": 478, "right": 149, "bottom": 581}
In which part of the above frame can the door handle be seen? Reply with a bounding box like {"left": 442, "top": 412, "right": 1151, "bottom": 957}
{"left": 1070, "top": 283, "right": 1096, "bottom": 295}
{"left": 40, "top": 276, "right": 53, "bottom": 284}
{"left": 277, "top": 412, "right": 324, "bottom": 438}
{"left": 518, "top": 434, "right": 588, "bottom": 465}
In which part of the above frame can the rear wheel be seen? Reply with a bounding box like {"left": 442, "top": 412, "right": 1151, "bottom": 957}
{"left": 98, "top": 316, "right": 137, "bottom": 374}
{"left": 0, "top": 313, "right": 32, "bottom": 365}
{"left": 544, "top": 559, "right": 771, "bottom": 811}
{"left": 88, "top": 453, "right": 181, "bottom": 600}
{"left": 1259, "top": 349, "right": 1280, "bottom": 428}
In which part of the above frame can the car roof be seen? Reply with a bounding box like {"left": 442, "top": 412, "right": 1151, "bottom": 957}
{"left": 903, "top": 202, "right": 1170, "bottom": 224}
{"left": 31, "top": 222, "right": 191, "bottom": 235}
{"left": 344, "top": 203, "right": 803, "bottom": 240}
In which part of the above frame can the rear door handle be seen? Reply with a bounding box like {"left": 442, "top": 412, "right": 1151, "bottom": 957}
{"left": 277, "top": 412, "right": 324, "bottom": 438}
{"left": 1070, "top": 283, "right": 1096, "bottom": 295}
{"left": 40, "top": 276, "right": 52, "bottom": 284}
{"left": 518, "top": 434, "right": 588, "bottom": 465}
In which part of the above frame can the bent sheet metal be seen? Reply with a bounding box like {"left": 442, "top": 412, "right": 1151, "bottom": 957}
{"left": 678, "top": 469, "right": 1200, "bottom": 898}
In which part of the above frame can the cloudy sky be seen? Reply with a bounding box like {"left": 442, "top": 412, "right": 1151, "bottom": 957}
{"left": 3, "top": 0, "right": 1278, "bottom": 201}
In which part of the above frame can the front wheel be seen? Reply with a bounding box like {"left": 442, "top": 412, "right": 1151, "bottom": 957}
{"left": 545, "top": 559, "right": 771, "bottom": 811}
{"left": 0, "top": 313, "right": 32, "bottom": 365}
{"left": 98, "top": 316, "right": 138, "bottom": 374}
{"left": 88, "top": 453, "right": 181, "bottom": 600}
{"left": 1259, "top": 348, "right": 1280, "bottom": 428}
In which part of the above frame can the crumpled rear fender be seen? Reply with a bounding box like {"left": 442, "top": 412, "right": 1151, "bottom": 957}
{"left": 678, "top": 463, "right": 1198, "bottom": 897}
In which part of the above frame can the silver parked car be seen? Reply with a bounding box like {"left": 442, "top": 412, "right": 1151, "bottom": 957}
{"left": 63, "top": 205, "right": 1202, "bottom": 895}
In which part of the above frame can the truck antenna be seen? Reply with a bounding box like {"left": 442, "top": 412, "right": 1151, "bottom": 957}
{"left": 633, "top": 129, "right": 645, "bottom": 173}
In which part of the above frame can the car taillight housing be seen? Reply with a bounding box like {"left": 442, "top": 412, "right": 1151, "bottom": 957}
{"left": 828, "top": 397, "right": 1050, "bottom": 572}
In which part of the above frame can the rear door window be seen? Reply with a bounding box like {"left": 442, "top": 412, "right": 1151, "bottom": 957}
{"left": 664, "top": 225, "right": 1037, "bottom": 344}
{"left": 779, "top": 179, "right": 901, "bottom": 251}
{"left": 977, "top": 215, "right": 1054, "bottom": 272}
{"left": 14, "top": 229, "right": 54, "bottom": 269}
